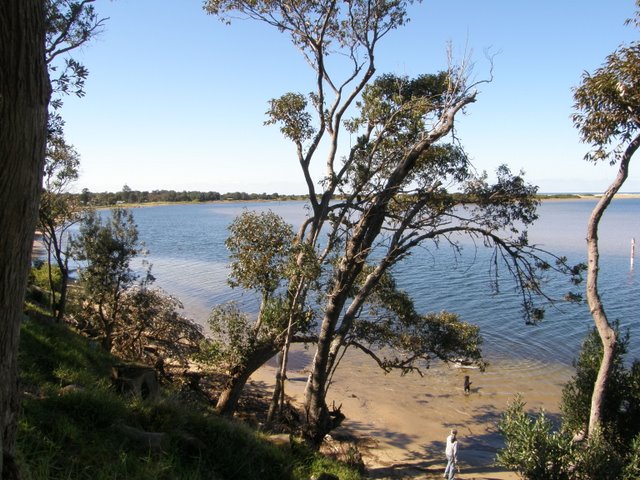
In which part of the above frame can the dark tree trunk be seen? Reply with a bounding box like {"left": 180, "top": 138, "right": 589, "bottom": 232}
{"left": 215, "top": 345, "right": 278, "bottom": 417}
{"left": 50, "top": 229, "right": 71, "bottom": 322}
{"left": 56, "top": 262, "right": 69, "bottom": 323}
{"left": 0, "top": 1, "right": 50, "bottom": 477}
{"left": 267, "top": 350, "right": 285, "bottom": 424}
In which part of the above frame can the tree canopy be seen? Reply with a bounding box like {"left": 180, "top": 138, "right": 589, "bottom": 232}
{"left": 206, "top": 0, "right": 582, "bottom": 443}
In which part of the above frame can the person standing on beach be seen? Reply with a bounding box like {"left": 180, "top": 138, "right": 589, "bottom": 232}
{"left": 444, "top": 429, "right": 458, "bottom": 479}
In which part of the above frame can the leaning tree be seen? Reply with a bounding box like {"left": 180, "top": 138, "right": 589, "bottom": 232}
{"left": 572, "top": 0, "right": 640, "bottom": 438}
{"left": 205, "top": 0, "right": 581, "bottom": 443}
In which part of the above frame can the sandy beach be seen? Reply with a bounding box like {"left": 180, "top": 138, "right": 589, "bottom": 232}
{"left": 250, "top": 346, "right": 574, "bottom": 480}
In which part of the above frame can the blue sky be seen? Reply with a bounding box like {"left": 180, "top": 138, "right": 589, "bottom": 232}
{"left": 60, "top": 0, "right": 639, "bottom": 194}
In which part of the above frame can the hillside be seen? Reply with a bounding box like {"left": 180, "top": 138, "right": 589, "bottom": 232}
{"left": 16, "top": 316, "right": 363, "bottom": 480}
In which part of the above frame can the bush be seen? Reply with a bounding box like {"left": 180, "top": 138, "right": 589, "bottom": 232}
{"left": 498, "top": 326, "right": 640, "bottom": 479}
{"left": 496, "top": 394, "right": 574, "bottom": 480}
{"left": 623, "top": 434, "right": 640, "bottom": 480}
{"left": 561, "top": 325, "right": 638, "bottom": 447}
{"left": 572, "top": 427, "right": 623, "bottom": 480}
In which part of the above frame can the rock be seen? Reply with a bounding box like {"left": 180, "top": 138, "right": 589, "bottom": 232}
{"left": 266, "top": 433, "right": 292, "bottom": 449}
{"left": 114, "top": 423, "right": 168, "bottom": 452}
{"left": 111, "top": 363, "right": 159, "bottom": 401}
{"left": 59, "top": 384, "right": 84, "bottom": 395}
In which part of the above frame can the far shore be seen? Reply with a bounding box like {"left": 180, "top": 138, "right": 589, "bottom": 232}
{"left": 540, "top": 192, "right": 640, "bottom": 201}
{"left": 77, "top": 192, "right": 640, "bottom": 210}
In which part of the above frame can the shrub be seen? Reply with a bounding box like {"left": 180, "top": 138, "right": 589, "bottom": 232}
{"left": 496, "top": 394, "right": 574, "bottom": 480}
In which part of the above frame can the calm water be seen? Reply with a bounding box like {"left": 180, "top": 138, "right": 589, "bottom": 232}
{"left": 126, "top": 199, "right": 639, "bottom": 367}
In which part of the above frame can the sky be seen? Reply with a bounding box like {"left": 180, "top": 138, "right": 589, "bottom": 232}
{"left": 59, "top": 0, "right": 640, "bottom": 195}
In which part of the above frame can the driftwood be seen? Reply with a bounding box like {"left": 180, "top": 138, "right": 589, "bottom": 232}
{"left": 111, "top": 363, "right": 159, "bottom": 401}
{"left": 328, "top": 401, "right": 345, "bottom": 430}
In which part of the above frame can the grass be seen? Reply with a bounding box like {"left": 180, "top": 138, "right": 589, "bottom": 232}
{"left": 16, "top": 317, "right": 364, "bottom": 480}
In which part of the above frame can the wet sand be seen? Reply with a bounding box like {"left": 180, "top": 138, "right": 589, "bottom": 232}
{"left": 250, "top": 345, "right": 574, "bottom": 479}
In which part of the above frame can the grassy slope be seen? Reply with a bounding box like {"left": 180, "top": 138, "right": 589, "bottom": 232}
{"left": 17, "top": 317, "right": 362, "bottom": 480}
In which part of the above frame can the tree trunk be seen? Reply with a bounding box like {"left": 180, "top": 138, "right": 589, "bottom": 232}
{"left": 215, "top": 345, "right": 278, "bottom": 417}
{"left": 266, "top": 350, "right": 285, "bottom": 424}
{"left": 303, "top": 154, "right": 425, "bottom": 443}
{"left": 51, "top": 228, "right": 70, "bottom": 322}
{"left": 0, "top": 1, "right": 50, "bottom": 477}
{"left": 304, "top": 269, "right": 364, "bottom": 444}
{"left": 56, "top": 260, "right": 69, "bottom": 323}
{"left": 267, "top": 280, "right": 305, "bottom": 424}
{"left": 302, "top": 152, "right": 426, "bottom": 445}
{"left": 586, "top": 134, "right": 640, "bottom": 436}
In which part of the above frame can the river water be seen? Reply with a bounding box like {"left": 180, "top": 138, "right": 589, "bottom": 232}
{"left": 126, "top": 198, "right": 639, "bottom": 368}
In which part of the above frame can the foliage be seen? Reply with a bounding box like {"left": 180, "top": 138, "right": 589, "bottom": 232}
{"left": 349, "top": 269, "right": 484, "bottom": 374}
{"left": 68, "top": 224, "right": 204, "bottom": 371}
{"left": 29, "top": 261, "right": 62, "bottom": 294}
{"left": 572, "top": 427, "right": 624, "bottom": 480}
{"left": 46, "top": 0, "right": 106, "bottom": 101}
{"left": 17, "top": 317, "right": 364, "bottom": 480}
{"left": 198, "top": 299, "right": 306, "bottom": 369}
{"left": 561, "top": 326, "right": 640, "bottom": 446}
{"left": 71, "top": 208, "right": 153, "bottom": 350}
{"left": 497, "top": 395, "right": 574, "bottom": 480}
{"left": 38, "top": 131, "right": 83, "bottom": 319}
{"left": 112, "top": 287, "right": 204, "bottom": 366}
{"left": 623, "top": 434, "right": 640, "bottom": 480}
{"left": 226, "top": 210, "right": 297, "bottom": 298}
{"left": 70, "top": 188, "right": 302, "bottom": 206}
{"left": 572, "top": 39, "right": 640, "bottom": 165}
{"left": 498, "top": 326, "right": 640, "bottom": 479}
{"left": 199, "top": 302, "right": 260, "bottom": 369}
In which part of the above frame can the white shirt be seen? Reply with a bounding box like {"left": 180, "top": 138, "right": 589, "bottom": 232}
{"left": 445, "top": 434, "right": 458, "bottom": 460}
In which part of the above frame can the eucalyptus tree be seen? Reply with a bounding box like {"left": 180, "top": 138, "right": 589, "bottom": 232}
{"left": 225, "top": 211, "right": 320, "bottom": 421}
{"left": 226, "top": 210, "right": 298, "bottom": 332}
{"left": 572, "top": 1, "right": 640, "bottom": 437}
{"left": 0, "top": 3, "right": 50, "bottom": 476}
{"left": 1, "top": 1, "right": 104, "bottom": 474}
{"left": 206, "top": 0, "right": 580, "bottom": 443}
{"left": 207, "top": 210, "right": 308, "bottom": 416}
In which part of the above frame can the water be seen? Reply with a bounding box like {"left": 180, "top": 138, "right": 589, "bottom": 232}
{"left": 125, "top": 198, "right": 639, "bottom": 367}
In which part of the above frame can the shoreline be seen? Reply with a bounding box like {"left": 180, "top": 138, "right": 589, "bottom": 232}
{"left": 250, "top": 346, "right": 573, "bottom": 479}
{"left": 71, "top": 192, "right": 640, "bottom": 210}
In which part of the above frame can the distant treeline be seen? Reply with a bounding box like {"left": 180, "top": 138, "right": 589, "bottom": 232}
{"left": 74, "top": 187, "right": 306, "bottom": 206}
{"left": 71, "top": 187, "right": 589, "bottom": 208}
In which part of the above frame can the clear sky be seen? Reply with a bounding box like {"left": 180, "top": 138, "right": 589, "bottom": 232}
{"left": 59, "top": 0, "right": 639, "bottom": 195}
